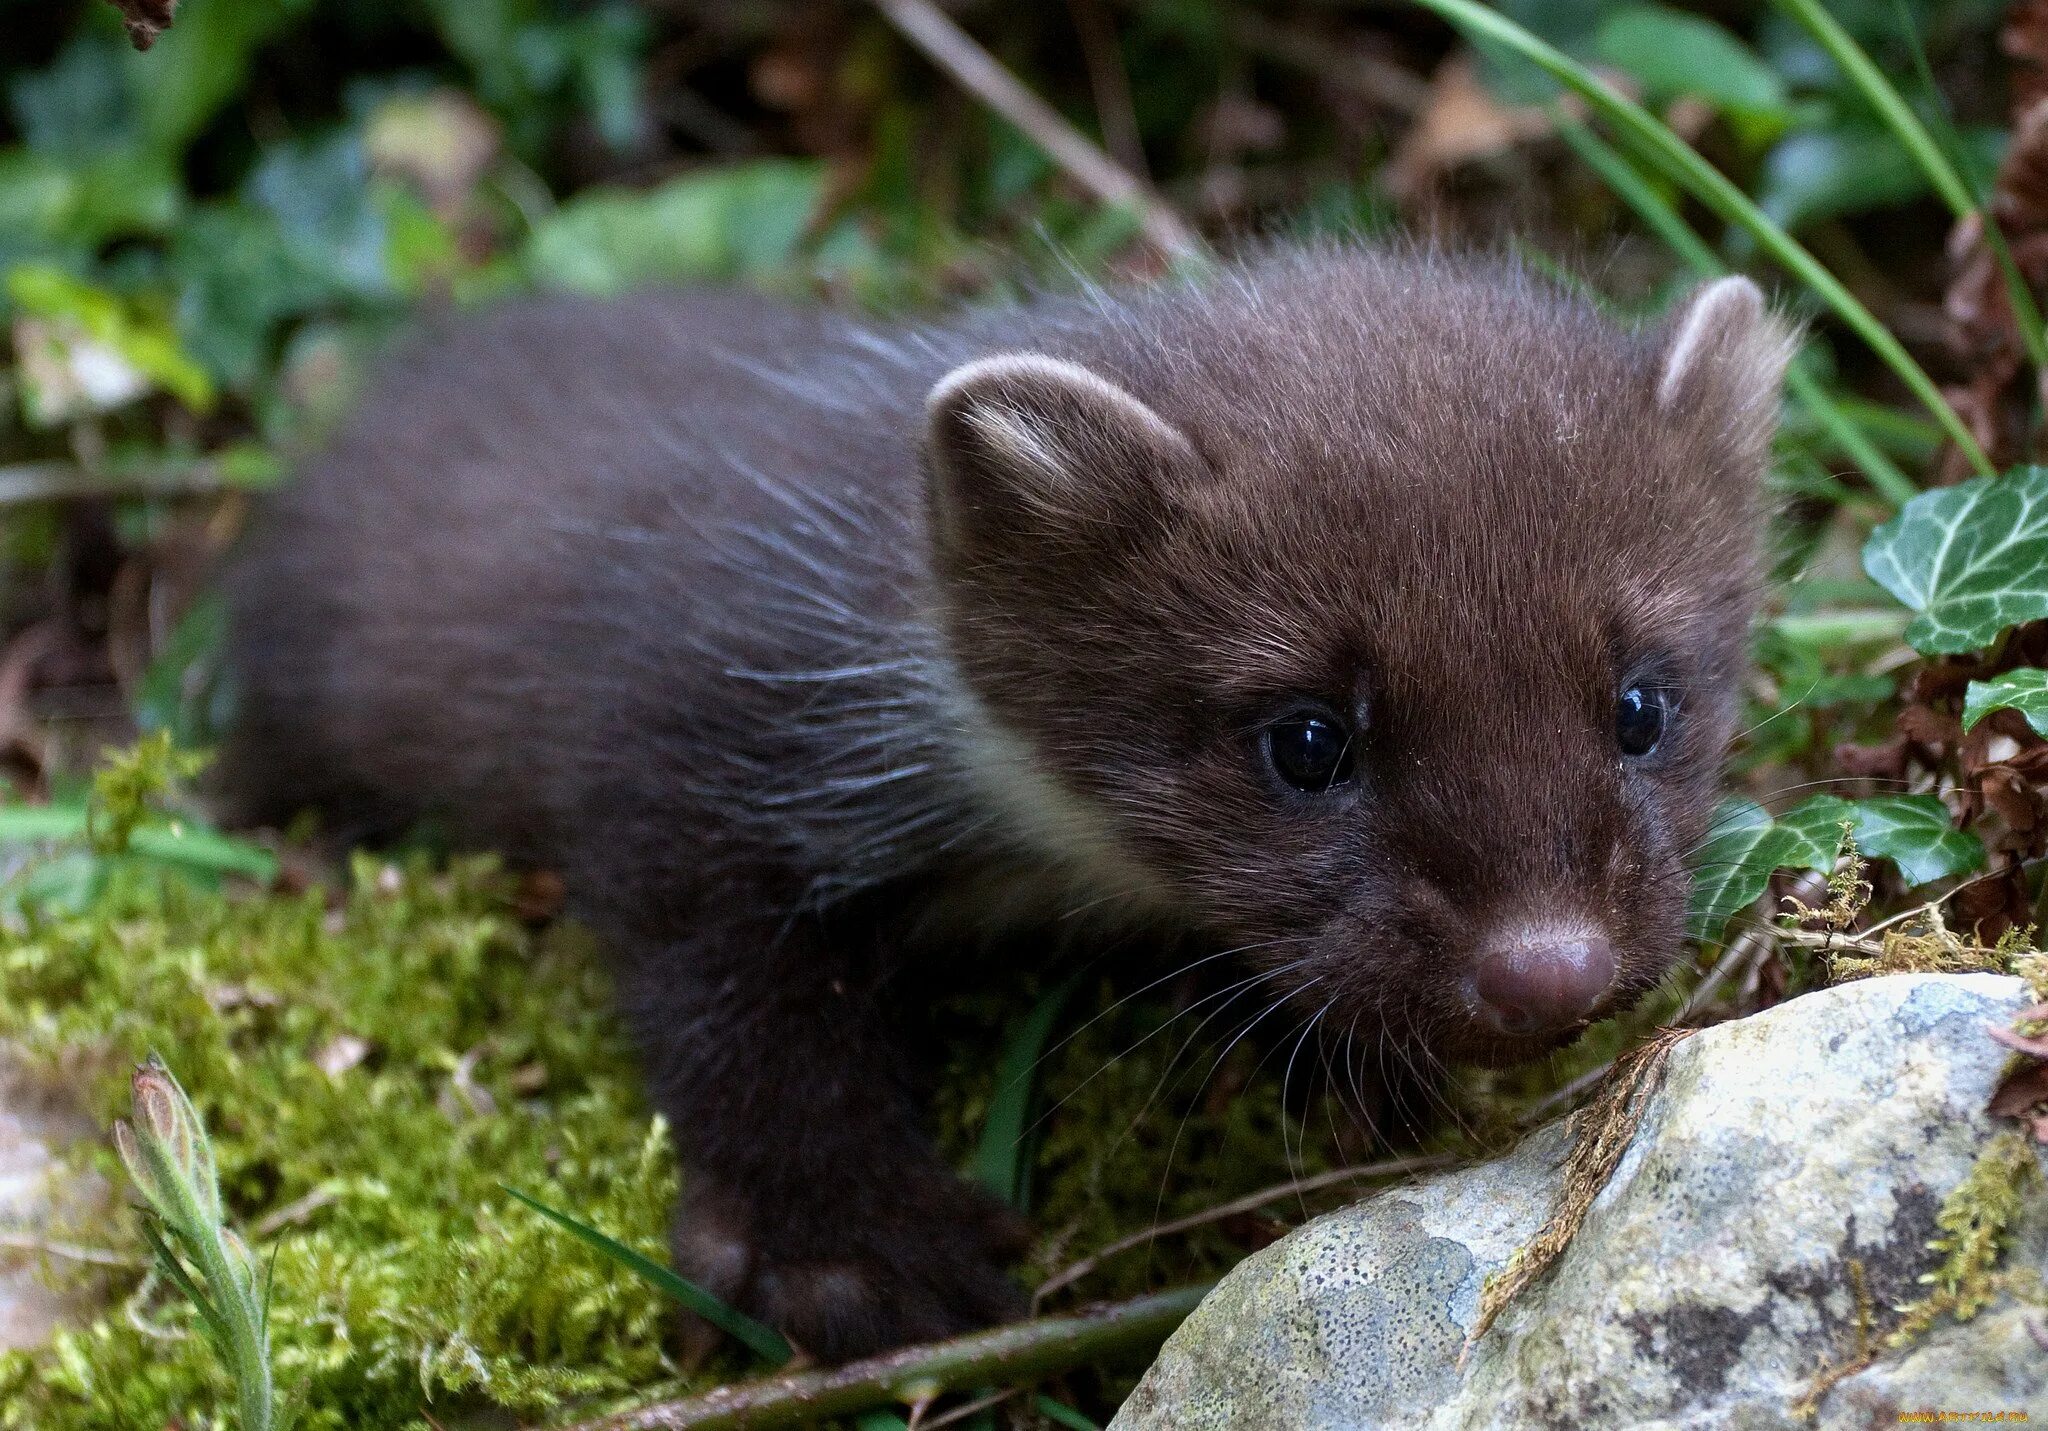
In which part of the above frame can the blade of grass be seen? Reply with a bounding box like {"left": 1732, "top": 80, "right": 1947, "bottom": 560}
{"left": 1034, "top": 1395, "right": 1100, "bottom": 1430}
{"left": 974, "top": 979, "right": 1076, "bottom": 1209}
{"left": 1889, "top": 0, "right": 2048, "bottom": 387}
{"left": 1774, "top": 0, "right": 2048, "bottom": 372}
{"left": 1411, "top": 0, "right": 1992, "bottom": 477}
{"left": 1772, "top": 0, "right": 1970, "bottom": 212}
{"left": 1553, "top": 108, "right": 1918, "bottom": 505}
{"left": 502, "top": 1185, "right": 793, "bottom": 1365}
{"left": 0, "top": 802, "right": 278, "bottom": 882}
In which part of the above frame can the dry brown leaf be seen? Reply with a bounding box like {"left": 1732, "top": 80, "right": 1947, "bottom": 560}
{"left": 1989, "top": 1059, "right": 2048, "bottom": 1134}
{"left": 1944, "top": 47, "right": 2048, "bottom": 473}
{"left": 1834, "top": 734, "right": 1911, "bottom": 781}
{"left": 2007, "top": 0, "right": 2048, "bottom": 113}
{"left": 1386, "top": 55, "right": 1558, "bottom": 202}
{"left": 1986, "top": 1022, "right": 2048, "bottom": 1059}
{"left": 103, "top": 0, "right": 176, "bottom": 50}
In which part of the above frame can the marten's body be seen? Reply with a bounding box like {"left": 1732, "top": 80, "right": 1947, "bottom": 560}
{"left": 224, "top": 248, "right": 1790, "bottom": 1358}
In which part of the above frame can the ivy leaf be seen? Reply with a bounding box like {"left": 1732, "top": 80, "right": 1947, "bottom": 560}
{"left": 1770, "top": 794, "right": 1858, "bottom": 872}
{"left": 1963, "top": 667, "right": 2048, "bottom": 737}
{"left": 1688, "top": 798, "right": 1799, "bottom": 941}
{"left": 1691, "top": 791, "right": 1986, "bottom": 943}
{"left": 1862, "top": 466, "right": 2048, "bottom": 655}
{"left": 1845, "top": 795, "right": 1986, "bottom": 888}
{"left": 1776, "top": 792, "right": 1984, "bottom": 889}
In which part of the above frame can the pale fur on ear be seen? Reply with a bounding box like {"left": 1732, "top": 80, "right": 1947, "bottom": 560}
{"left": 924, "top": 353, "right": 1199, "bottom": 540}
{"left": 1655, "top": 275, "right": 1797, "bottom": 418}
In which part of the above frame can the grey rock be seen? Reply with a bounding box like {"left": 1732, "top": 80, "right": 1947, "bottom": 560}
{"left": 0, "top": 1047, "right": 103, "bottom": 1350}
{"left": 1113, "top": 973, "right": 2048, "bottom": 1430}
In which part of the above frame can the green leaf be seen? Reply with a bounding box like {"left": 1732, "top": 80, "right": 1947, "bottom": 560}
{"left": 6, "top": 264, "right": 215, "bottom": 412}
{"left": 1862, "top": 466, "right": 2048, "bottom": 655}
{"left": 1593, "top": 5, "right": 1788, "bottom": 120}
{"left": 1770, "top": 794, "right": 1857, "bottom": 872}
{"left": 0, "top": 801, "right": 276, "bottom": 884}
{"left": 8, "top": 33, "right": 143, "bottom": 159}
{"left": 169, "top": 203, "right": 357, "bottom": 389}
{"left": 1036, "top": 1396, "right": 1102, "bottom": 1430}
{"left": 1964, "top": 668, "right": 2048, "bottom": 737}
{"left": 136, "top": 595, "right": 233, "bottom": 749}
{"left": 522, "top": 161, "right": 823, "bottom": 296}
{"left": 974, "top": 979, "right": 1076, "bottom": 1209}
{"left": 1775, "top": 793, "right": 1983, "bottom": 890}
{"left": 1844, "top": 794, "right": 1985, "bottom": 888}
{"left": 1688, "top": 798, "right": 1801, "bottom": 940}
{"left": 1758, "top": 127, "right": 1925, "bottom": 232}
{"left": 502, "top": 1185, "right": 793, "bottom": 1366}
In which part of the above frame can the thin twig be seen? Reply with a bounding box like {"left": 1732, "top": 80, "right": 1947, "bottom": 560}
{"left": 250, "top": 1183, "right": 340, "bottom": 1240}
{"left": 0, "top": 1231, "right": 143, "bottom": 1269}
{"left": 868, "top": 0, "right": 1201, "bottom": 259}
{"left": 1066, "top": 0, "right": 1148, "bottom": 179}
{"left": 1675, "top": 925, "right": 1775, "bottom": 1025}
{"left": 560, "top": 1285, "right": 1209, "bottom": 1431}
{"left": 0, "top": 461, "right": 231, "bottom": 506}
{"left": 1032, "top": 1152, "right": 1453, "bottom": 1308}
{"left": 921, "top": 1387, "right": 1019, "bottom": 1428}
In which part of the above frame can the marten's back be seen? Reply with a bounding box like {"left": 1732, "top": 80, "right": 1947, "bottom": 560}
{"left": 220, "top": 290, "right": 948, "bottom": 887}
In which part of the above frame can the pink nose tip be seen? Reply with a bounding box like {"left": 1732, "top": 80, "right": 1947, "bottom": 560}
{"left": 1471, "top": 933, "right": 1616, "bottom": 1036}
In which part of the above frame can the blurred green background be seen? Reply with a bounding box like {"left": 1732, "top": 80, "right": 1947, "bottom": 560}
{"left": 0, "top": 0, "right": 2023, "bottom": 793}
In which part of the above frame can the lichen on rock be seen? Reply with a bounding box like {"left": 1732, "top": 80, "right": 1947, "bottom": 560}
{"left": 1113, "top": 973, "right": 2048, "bottom": 1430}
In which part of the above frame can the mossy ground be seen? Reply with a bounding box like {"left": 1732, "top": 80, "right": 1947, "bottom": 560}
{"left": 0, "top": 854, "right": 689, "bottom": 1427}
{"left": 6, "top": 767, "right": 2034, "bottom": 1427}
{"left": 0, "top": 841, "right": 1376, "bottom": 1428}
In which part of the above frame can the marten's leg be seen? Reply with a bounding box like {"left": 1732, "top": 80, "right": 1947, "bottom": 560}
{"left": 606, "top": 902, "right": 1028, "bottom": 1361}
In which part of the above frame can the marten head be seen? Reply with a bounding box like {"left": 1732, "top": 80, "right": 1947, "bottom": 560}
{"left": 923, "top": 253, "right": 1792, "bottom": 1068}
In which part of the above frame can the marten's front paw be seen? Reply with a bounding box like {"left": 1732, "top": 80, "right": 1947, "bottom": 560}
{"left": 671, "top": 1167, "right": 1030, "bottom": 1362}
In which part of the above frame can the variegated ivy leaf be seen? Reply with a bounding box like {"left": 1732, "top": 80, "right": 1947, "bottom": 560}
{"left": 1963, "top": 667, "right": 2048, "bottom": 738}
{"left": 1841, "top": 794, "right": 1986, "bottom": 888}
{"left": 1687, "top": 798, "right": 1804, "bottom": 942}
{"left": 1777, "top": 792, "right": 1985, "bottom": 889}
{"left": 1862, "top": 466, "right": 2048, "bottom": 656}
{"left": 1769, "top": 794, "right": 1859, "bottom": 872}
{"left": 1689, "top": 794, "right": 1987, "bottom": 943}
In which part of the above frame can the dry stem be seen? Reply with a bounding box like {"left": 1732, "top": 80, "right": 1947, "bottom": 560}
{"left": 868, "top": 0, "right": 1201, "bottom": 259}
{"left": 560, "top": 1285, "right": 1209, "bottom": 1431}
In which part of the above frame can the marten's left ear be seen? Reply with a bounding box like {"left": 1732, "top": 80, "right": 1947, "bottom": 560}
{"left": 1655, "top": 276, "right": 1796, "bottom": 422}
{"left": 924, "top": 353, "right": 1201, "bottom": 559}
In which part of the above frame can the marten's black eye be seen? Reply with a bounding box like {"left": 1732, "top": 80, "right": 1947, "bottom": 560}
{"left": 1265, "top": 711, "right": 1357, "bottom": 792}
{"left": 1616, "top": 685, "right": 1668, "bottom": 758}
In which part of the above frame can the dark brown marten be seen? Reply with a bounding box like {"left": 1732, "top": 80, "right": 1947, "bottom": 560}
{"left": 221, "top": 246, "right": 1792, "bottom": 1359}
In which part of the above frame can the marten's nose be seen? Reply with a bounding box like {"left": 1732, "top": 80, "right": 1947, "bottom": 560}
{"left": 1470, "top": 930, "right": 1616, "bottom": 1036}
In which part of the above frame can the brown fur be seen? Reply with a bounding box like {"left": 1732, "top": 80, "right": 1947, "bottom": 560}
{"left": 221, "top": 246, "right": 1789, "bottom": 1358}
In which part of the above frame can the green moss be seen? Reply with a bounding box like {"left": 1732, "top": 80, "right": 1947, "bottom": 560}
{"left": 0, "top": 837, "right": 1389, "bottom": 1426}
{"left": 0, "top": 853, "right": 694, "bottom": 1428}
{"left": 1887, "top": 1129, "right": 2043, "bottom": 1346}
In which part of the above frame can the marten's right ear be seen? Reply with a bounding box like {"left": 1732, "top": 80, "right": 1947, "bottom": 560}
{"left": 1655, "top": 275, "right": 1796, "bottom": 426}
{"left": 924, "top": 354, "right": 1201, "bottom": 560}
